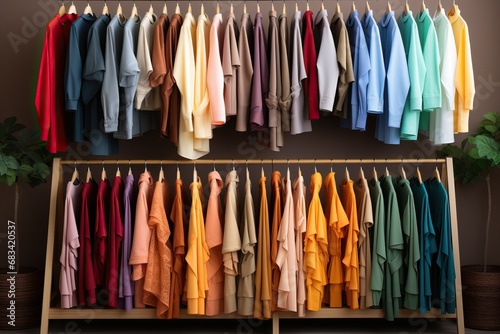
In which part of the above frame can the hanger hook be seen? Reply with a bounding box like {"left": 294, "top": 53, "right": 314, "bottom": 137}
{"left": 213, "top": 160, "right": 216, "bottom": 171}
{"left": 314, "top": 159, "right": 317, "bottom": 173}
{"left": 160, "top": 160, "right": 163, "bottom": 170}
{"left": 232, "top": 160, "right": 235, "bottom": 171}
{"left": 287, "top": 159, "right": 290, "bottom": 169}
{"left": 74, "top": 160, "right": 77, "bottom": 170}
{"left": 330, "top": 159, "right": 333, "bottom": 172}
{"left": 261, "top": 159, "right": 264, "bottom": 169}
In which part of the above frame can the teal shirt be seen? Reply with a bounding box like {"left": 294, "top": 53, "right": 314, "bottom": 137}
{"left": 397, "top": 12, "right": 426, "bottom": 141}
{"left": 393, "top": 177, "right": 420, "bottom": 310}
{"left": 380, "top": 175, "right": 404, "bottom": 321}
{"left": 409, "top": 178, "right": 437, "bottom": 314}
{"left": 368, "top": 178, "right": 386, "bottom": 308}
{"left": 416, "top": 9, "right": 442, "bottom": 131}
{"left": 424, "top": 178, "right": 456, "bottom": 314}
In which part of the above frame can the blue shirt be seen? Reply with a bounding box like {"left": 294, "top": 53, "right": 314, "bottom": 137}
{"left": 343, "top": 10, "right": 370, "bottom": 131}
{"left": 361, "top": 10, "right": 385, "bottom": 115}
{"left": 376, "top": 11, "right": 410, "bottom": 145}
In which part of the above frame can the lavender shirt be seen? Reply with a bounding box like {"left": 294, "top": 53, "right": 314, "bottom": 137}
{"left": 120, "top": 173, "right": 136, "bottom": 311}
{"left": 250, "top": 12, "right": 269, "bottom": 131}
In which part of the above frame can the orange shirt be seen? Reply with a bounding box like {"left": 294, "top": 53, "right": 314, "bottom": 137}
{"left": 305, "top": 172, "right": 328, "bottom": 311}
{"left": 143, "top": 180, "right": 173, "bottom": 318}
{"left": 271, "top": 171, "right": 283, "bottom": 311}
{"left": 254, "top": 174, "right": 272, "bottom": 319}
{"left": 324, "top": 172, "right": 349, "bottom": 307}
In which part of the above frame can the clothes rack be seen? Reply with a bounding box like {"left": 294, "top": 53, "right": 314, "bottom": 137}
{"left": 41, "top": 157, "right": 464, "bottom": 334}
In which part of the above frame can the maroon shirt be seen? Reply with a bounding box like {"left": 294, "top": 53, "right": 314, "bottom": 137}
{"left": 107, "top": 176, "right": 124, "bottom": 308}
{"left": 78, "top": 180, "right": 97, "bottom": 306}
{"left": 302, "top": 11, "right": 320, "bottom": 120}
{"left": 93, "top": 179, "right": 110, "bottom": 290}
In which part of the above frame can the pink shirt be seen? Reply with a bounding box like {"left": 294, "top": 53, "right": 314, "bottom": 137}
{"left": 207, "top": 13, "right": 226, "bottom": 125}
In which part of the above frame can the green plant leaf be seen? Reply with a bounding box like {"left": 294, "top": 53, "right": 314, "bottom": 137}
{"left": 5, "top": 174, "right": 16, "bottom": 186}
{"left": 3, "top": 116, "right": 17, "bottom": 128}
{"left": 483, "top": 112, "right": 499, "bottom": 124}
{"left": 0, "top": 158, "right": 7, "bottom": 175}
{"left": 484, "top": 125, "right": 499, "bottom": 134}
{"left": 475, "top": 135, "right": 500, "bottom": 161}
{"left": 3, "top": 156, "right": 19, "bottom": 169}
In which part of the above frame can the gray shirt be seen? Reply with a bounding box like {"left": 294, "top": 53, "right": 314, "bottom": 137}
{"left": 236, "top": 13, "right": 254, "bottom": 132}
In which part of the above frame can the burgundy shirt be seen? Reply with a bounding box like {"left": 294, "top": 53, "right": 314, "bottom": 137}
{"left": 93, "top": 179, "right": 110, "bottom": 290}
{"left": 107, "top": 176, "right": 124, "bottom": 308}
{"left": 302, "top": 10, "right": 320, "bottom": 120}
{"left": 78, "top": 180, "right": 97, "bottom": 306}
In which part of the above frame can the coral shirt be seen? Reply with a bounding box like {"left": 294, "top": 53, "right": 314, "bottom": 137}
{"left": 270, "top": 171, "right": 283, "bottom": 311}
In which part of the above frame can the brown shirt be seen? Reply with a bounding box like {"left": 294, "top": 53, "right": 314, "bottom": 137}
{"left": 150, "top": 14, "right": 169, "bottom": 88}
{"left": 162, "top": 14, "right": 183, "bottom": 142}
{"left": 236, "top": 13, "right": 254, "bottom": 132}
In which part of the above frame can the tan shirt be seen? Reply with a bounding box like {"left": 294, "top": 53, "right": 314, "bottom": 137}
{"left": 223, "top": 12, "right": 241, "bottom": 118}
{"left": 236, "top": 13, "right": 254, "bottom": 132}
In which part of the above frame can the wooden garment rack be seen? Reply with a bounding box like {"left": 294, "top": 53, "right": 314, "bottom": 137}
{"left": 41, "top": 157, "right": 464, "bottom": 334}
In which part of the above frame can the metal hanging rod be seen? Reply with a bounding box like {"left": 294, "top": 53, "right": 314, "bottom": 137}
{"left": 59, "top": 158, "right": 447, "bottom": 165}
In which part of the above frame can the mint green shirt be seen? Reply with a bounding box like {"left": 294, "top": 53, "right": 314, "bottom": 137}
{"left": 397, "top": 12, "right": 426, "bottom": 141}
{"left": 416, "top": 9, "right": 442, "bottom": 131}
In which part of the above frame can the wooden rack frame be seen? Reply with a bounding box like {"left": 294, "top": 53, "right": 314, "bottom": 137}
{"left": 41, "top": 157, "right": 463, "bottom": 334}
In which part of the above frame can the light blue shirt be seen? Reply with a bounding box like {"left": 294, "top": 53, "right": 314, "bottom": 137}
{"left": 376, "top": 11, "right": 410, "bottom": 145}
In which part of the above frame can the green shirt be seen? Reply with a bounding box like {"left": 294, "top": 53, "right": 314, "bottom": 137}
{"left": 368, "top": 178, "right": 385, "bottom": 308}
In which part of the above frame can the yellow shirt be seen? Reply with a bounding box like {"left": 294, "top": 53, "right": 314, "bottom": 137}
{"left": 447, "top": 5, "right": 475, "bottom": 133}
{"left": 305, "top": 172, "right": 328, "bottom": 311}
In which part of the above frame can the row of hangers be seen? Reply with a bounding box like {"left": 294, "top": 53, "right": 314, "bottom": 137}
{"left": 58, "top": 0, "right": 459, "bottom": 18}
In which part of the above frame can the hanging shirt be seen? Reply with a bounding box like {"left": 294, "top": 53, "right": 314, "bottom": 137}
{"left": 324, "top": 172, "right": 349, "bottom": 308}
{"left": 129, "top": 171, "right": 154, "bottom": 308}
{"left": 271, "top": 171, "right": 283, "bottom": 311}
{"left": 93, "top": 178, "right": 111, "bottom": 289}
{"left": 361, "top": 10, "right": 385, "bottom": 115}
{"left": 143, "top": 179, "right": 172, "bottom": 318}
{"left": 267, "top": 9, "right": 283, "bottom": 152}
{"left": 186, "top": 177, "right": 210, "bottom": 315}
{"left": 409, "top": 178, "right": 437, "bottom": 315}
{"left": 447, "top": 5, "right": 475, "bottom": 133}
{"left": 305, "top": 172, "right": 328, "bottom": 311}
{"left": 368, "top": 178, "right": 386, "bottom": 308}
{"left": 340, "top": 178, "right": 360, "bottom": 310}
{"left": 150, "top": 13, "right": 170, "bottom": 130}
{"left": 162, "top": 14, "right": 183, "bottom": 143}
{"left": 376, "top": 11, "right": 410, "bottom": 145}
{"left": 424, "top": 178, "right": 456, "bottom": 314}
{"left": 302, "top": 10, "right": 320, "bottom": 121}
{"left": 60, "top": 181, "right": 82, "bottom": 308}
{"left": 223, "top": 12, "right": 240, "bottom": 118}
{"left": 430, "top": 9, "right": 456, "bottom": 145}
{"left": 78, "top": 180, "right": 97, "bottom": 306}
{"left": 254, "top": 174, "right": 272, "bottom": 319}
{"left": 207, "top": 13, "right": 226, "bottom": 125}
{"left": 398, "top": 11, "right": 426, "bottom": 141}
{"left": 353, "top": 172, "right": 374, "bottom": 309}
{"left": 120, "top": 174, "right": 136, "bottom": 311}
{"left": 193, "top": 13, "right": 212, "bottom": 153}
{"left": 343, "top": 10, "right": 371, "bottom": 131}
{"left": 276, "top": 169, "right": 297, "bottom": 312}
{"left": 314, "top": 9, "right": 339, "bottom": 113}
{"left": 290, "top": 11, "right": 312, "bottom": 135}
{"left": 173, "top": 13, "right": 207, "bottom": 160}
{"left": 135, "top": 12, "right": 161, "bottom": 110}
{"left": 205, "top": 171, "right": 224, "bottom": 316}
{"left": 379, "top": 175, "right": 404, "bottom": 321}
{"left": 106, "top": 176, "right": 124, "bottom": 308}
{"left": 65, "top": 13, "right": 96, "bottom": 143}
{"left": 238, "top": 169, "right": 257, "bottom": 316}
{"left": 236, "top": 12, "right": 254, "bottom": 132}
{"left": 82, "top": 14, "right": 119, "bottom": 156}
{"left": 250, "top": 12, "right": 269, "bottom": 132}
{"left": 393, "top": 177, "right": 420, "bottom": 310}
{"left": 278, "top": 12, "right": 292, "bottom": 132}
{"left": 416, "top": 9, "right": 442, "bottom": 132}
{"left": 35, "top": 12, "right": 77, "bottom": 153}
{"left": 293, "top": 171, "right": 307, "bottom": 317}
{"left": 168, "top": 177, "right": 188, "bottom": 319}
{"left": 222, "top": 170, "right": 241, "bottom": 314}
{"left": 330, "top": 10, "right": 354, "bottom": 118}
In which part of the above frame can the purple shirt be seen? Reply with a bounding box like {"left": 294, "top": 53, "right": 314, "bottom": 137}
{"left": 250, "top": 12, "right": 269, "bottom": 131}
{"left": 120, "top": 173, "right": 136, "bottom": 311}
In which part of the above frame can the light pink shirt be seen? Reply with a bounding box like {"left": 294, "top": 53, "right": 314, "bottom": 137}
{"left": 207, "top": 13, "right": 226, "bottom": 125}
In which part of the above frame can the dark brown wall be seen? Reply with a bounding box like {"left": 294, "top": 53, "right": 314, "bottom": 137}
{"left": 0, "top": 0, "right": 499, "bottom": 273}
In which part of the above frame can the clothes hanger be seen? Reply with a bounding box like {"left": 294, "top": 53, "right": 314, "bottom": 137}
{"left": 116, "top": 2, "right": 123, "bottom": 16}
{"left": 283, "top": 0, "right": 286, "bottom": 14}
{"left": 321, "top": 0, "right": 324, "bottom": 11}
{"left": 128, "top": 161, "right": 132, "bottom": 176}
{"left": 437, "top": 0, "right": 442, "bottom": 12}
{"left": 130, "top": 1, "right": 138, "bottom": 19}
{"left": 372, "top": 166, "right": 378, "bottom": 180}
{"left": 216, "top": 0, "right": 220, "bottom": 14}
{"left": 351, "top": 1, "right": 356, "bottom": 12}
{"left": 86, "top": 165, "right": 92, "bottom": 182}
{"left": 404, "top": 0, "right": 410, "bottom": 16}
{"left": 59, "top": 1, "right": 66, "bottom": 16}
{"left": 158, "top": 161, "right": 164, "bottom": 182}
{"left": 102, "top": 1, "right": 109, "bottom": 15}
{"left": 84, "top": 2, "right": 93, "bottom": 15}
{"left": 176, "top": 161, "right": 181, "bottom": 180}
{"left": 344, "top": 160, "right": 351, "bottom": 182}
{"left": 295, "top": 1, "right": 298, "bottom": 12}
{"left": 365, "top": 1, "right": 371, "bottom": 14}
{"left": 193, "top": 161, "right": 197, "bottom": 183}
{"left": 149, "top": 0, "right": 154, "bottom": 15}
{"left": 306, "top": 0, "right": 310, "bottom": 11}
{"left": 336, "top": 0, "right": 341, "bottom": 14}
{"left": 68, "top": 1, "right": 77, "bottom": 14}
{"left": 298, "top": 160, "right": 302, "bottom": 178}
{"left": 176, "top": 3, "right": 181, "bottom": 14}
{"left": 271, "top": 0, "right": 275, "bottom": 12}
{"left": 420, "top": 0, "right": 426, "bottom": 13}
{"left": 101, "top": 162, "right": 107, "bottom": 180}
{"left": 257, "top": 0, "right": 260, "bottom": 13}
{"left": 231, "top": 1, "right": 234, "bottom": 14}
{"left": 163, "top": 0, "right": 167, "bottom": 14}
{"left": 188, "top": 1, "right": 192, "bottom": 14}
{"left": 450, "top": 0, "right": 457, "bottom": 15}
{"left": 385, "top": 166, "right": 390, "bottom": 177}
{"left": 358, "top": 165, "right": 365, "bottom": 181}
{"left": 71, "top": 163, "right": 79, "bottom": 184}
{"left": 416, "top": 166, "right": 423, "bottom": 184}
{"left": 386, "top": 1, "right": 392, "bottom": 14}
{"left": 244, "top": 0, "right": 247, "bottom": 14}
{"left": 401, "top": 166, "right": 407, "bottom": 179}
{"left": 434, "top": 166, "right": 442, "bottom": 183}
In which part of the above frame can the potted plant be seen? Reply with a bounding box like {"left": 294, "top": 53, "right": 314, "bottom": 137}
{"left": 438, "top": 112, "right": 500, "bottom": 331}
{"left": 0, "top": 116, "right": 54, "bottom": 329}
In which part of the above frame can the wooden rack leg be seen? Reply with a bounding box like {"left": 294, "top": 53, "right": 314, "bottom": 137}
{"left": 272, "top": 313, "right": 279, "bottom": 334}
{"left": 445, "top": 157, "right": 465, "bottom": 334}
{"left": 40, "top": 158, "right": 62, "bottom": 334}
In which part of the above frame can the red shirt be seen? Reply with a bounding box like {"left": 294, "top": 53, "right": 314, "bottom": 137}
{"left": 93, "top": 179, "right": 110, "bottom": 290}
{"left": 78, "top": 180, "right": 97, "bottom": 306}
{"left": 302, "top": 11, "right": 320, "bottom": 120}
{"left": 35, "top": 13, "right": 77, "bottom": 153}
{"left": 107, "top": 176, "right": 124, "bottom": 308}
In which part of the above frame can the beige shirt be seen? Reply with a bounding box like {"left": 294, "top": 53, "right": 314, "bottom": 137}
{"left": 236, "top": 13, "right": 254, "bottom": 132}
{"left": 207, "top": 13, "right": 226, "bottom": 125}
{"left": 223, "top": 12, "right": 241, "bottom": 118}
